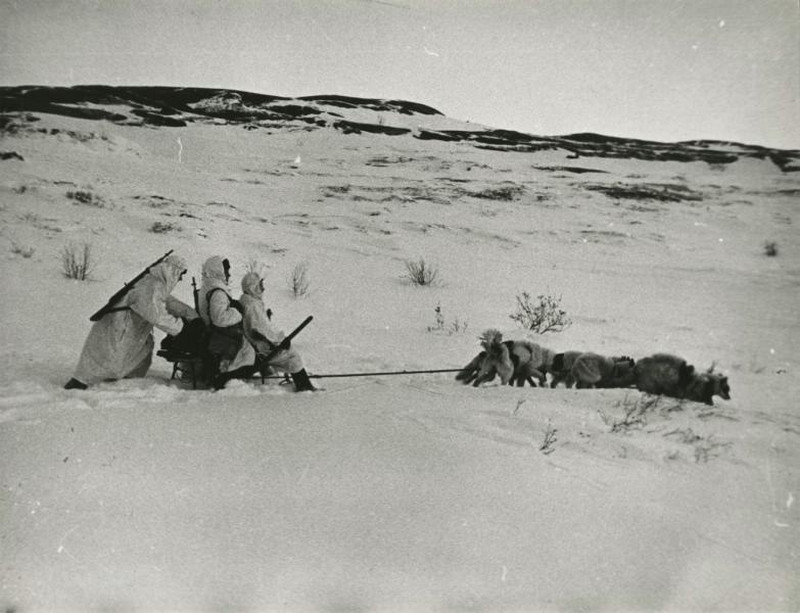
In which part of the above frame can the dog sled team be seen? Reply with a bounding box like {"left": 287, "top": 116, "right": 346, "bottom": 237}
{"left": 63, "top": 251, "right": 730, "bottom": 405}
{"left": 456, "top": 329, "right": 731, "bottom": 406}
{"left": 64, "top": 253, "right": 317, "bottom": 392}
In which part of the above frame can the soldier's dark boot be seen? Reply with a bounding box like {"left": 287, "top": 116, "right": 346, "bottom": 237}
{"left": 64, "top": 378, "right": 88, "bottom": 390}
{"left": 291, "top": 369, "right": 317, "bottom": 392}
{"left": 212, "top": 372, "right": 230, "bottom": 391}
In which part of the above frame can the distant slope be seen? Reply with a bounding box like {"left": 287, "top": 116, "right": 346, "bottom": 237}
{"left": 1, "top": 85, "right": 798, "bottom": 171}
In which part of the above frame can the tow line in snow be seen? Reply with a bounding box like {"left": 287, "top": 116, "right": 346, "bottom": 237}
{"left": 264, "top": 368, "right": 463, "bottom": 380}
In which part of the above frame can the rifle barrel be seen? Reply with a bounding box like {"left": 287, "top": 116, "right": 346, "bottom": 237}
{"left": 89, "top": 249, "right": 174, "bottom": 321}
{"left": 191, "top": 276, "right": 200, "bottom": 314}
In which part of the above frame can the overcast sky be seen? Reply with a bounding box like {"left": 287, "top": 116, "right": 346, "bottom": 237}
{"left": 2, "top": 0, "right": 798, "bottom": 149}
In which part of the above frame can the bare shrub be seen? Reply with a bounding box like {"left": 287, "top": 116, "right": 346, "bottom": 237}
{"left": 150, "top": 220, "right": 180, "bottom": 234}
{"left": 764, "top": 241, "right": 778, "bottom": 257}
{"left": 404, "top": 258, "right": 439, "bottom": 287}
{"left": 449, "top": 317, "right": 468, "bottom": 335}
{"left": 599, "top": 394, "right": 661, "bottom": 433}
{"left": 539, "top": 421, "right": 558, "bottom": 454}
{"left": 509, "top": 291, "right": 572, "bottom": 333}
{"left": 61, "top": 242, "right": 93, "bottom": 280}
{"left": 471, "top": 184, "right": 524, "bottom": 201}
{"left": 584, "top": 183, "right": 702, "bottom": 203}
{"left": 427, "top": 304, "right": 445, "bottom": 331}
{"left": 289, "top": 262, "right": 310, "bottom": 297}
{"left": 11, "top": 242, "right": 35, "bottom": 258}
{"left": 245, "top": 259, "right": 266, "bottom": 276}
{"left": 67, "top": 189, "right": 105, "bottom": 207}
{"left": 427, "top": 303, "right": 468, "bottom": 334}
{"left": 692, "top": 436, "right": 732, "bottom": 463}
{"left": 663, "top": 427, "right": 732, "bottom": 463}
{"left": 134, "top": 194, "right": 173, "bottom": 209}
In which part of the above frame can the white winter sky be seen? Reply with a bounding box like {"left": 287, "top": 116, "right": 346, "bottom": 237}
{"left": 2, "top": 0, "right": 798, "bottom": 149}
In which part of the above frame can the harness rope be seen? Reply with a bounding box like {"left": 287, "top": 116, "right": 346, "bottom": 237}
{"left": 261, "top": 368, "right": 463, "bottom": 380}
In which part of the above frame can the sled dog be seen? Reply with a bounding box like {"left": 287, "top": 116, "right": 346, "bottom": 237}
{"left": 509, "top": 339, "right": 555, "bottom": 387}
{"left": 570, "top": 353, "right": 637, "bottom": 389}
{"left": 470, "top": 329, "right": 514, "bottom": 387}
{"left": 456, "top": 330, "right": 553, "bottom": 387}
{"left": 635, "top": 354, "right": 730, "bottom": 405}
{"left": 634, "top": 353, "right": 695, "bottom": 396}
{"left": 456, "top": 349, "right": 491, "bottom": 385}
{"left": 684, "top": 368, "right": 731, "bottom": 406}
{"left": 549, "top": 351, "right": 583, "bottom": 388}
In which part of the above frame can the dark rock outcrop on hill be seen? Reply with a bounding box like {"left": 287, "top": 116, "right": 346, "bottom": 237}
{"left": 299, "top": 94, "right": 441, "bottom": 116}
{"left": 1, "top": 85, "right": 797, "bottom": 171}
{"left": 0, "top": 85, "right": 440, "bottom": 127}
{"left": 333, "top": 120, "right": 411, "bottom": 136}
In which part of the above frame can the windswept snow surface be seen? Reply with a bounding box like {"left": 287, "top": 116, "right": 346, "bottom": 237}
{"left": 1, "top": 108, "right": 799, "bottom": 611}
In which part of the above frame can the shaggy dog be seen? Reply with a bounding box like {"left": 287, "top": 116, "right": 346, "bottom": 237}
{"left": 634, "top": 353, "right": 695, "bottom": 396}
{"left": 549, "top": 351, "right": 583, "bottom": 388}
{"left": 455, "top": 349, "right": 492, "bottom": 386}
{"left": 682, "top": 369, "right": 732, "bottom": 405}
{"left": 457, "top": 329, "right": 514, "bottom": 387}
{"left": 456, "top": 330, "right": 554, "bottom": 387}
{"left": 510, "top": 340, "right": 555, "bottom": 387}
{"left": 570, "top": 352, "right": 637, "bottom": 389}
{"left": 635, "top": 354, "right": 731, "bottom": 405}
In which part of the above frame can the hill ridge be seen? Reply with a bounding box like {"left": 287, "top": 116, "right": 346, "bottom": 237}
{"left": 1, "top": 84, "right": 798, "bottom": 171}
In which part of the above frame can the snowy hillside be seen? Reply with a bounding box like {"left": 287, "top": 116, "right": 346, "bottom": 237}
{"left": 1, "top": 86, "right": 799, "bottom": 612}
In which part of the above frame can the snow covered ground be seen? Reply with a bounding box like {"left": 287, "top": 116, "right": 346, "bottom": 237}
{"left": 1, "top": 99, "right": 799, "bottom": 611}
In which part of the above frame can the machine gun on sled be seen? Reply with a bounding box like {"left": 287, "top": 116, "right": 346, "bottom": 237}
{"left": 89, "top": 250, "right": 174, "bottom": 321}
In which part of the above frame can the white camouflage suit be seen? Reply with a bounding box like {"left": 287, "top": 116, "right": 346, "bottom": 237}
{"left": 198, "top": 255, "right": 249, "bottom": 373}
{"left": 238, "top": 271, "right": 304, "bottom": 374}
{"left": 72, "top": 254, "right": 192, "bottom": 385}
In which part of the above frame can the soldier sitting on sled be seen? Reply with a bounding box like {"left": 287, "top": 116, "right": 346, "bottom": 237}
{"left": 196, "top": 255, "right": 246, "bottom": 385}
{"left": 210, "top": 270, "right": 316, "bottom": 392}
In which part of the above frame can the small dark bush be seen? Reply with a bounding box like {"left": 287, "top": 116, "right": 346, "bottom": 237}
{"left": 61, "top": 242, "right": 93, "bottom": 280}
{"left": 67, "top": 189, "right": 105, "bottom": 207}
{"left": 11, "top": 242, "right": 35, "bottom": 258}
{"left": 471, "top": 184, "right": 524, "bottom": 201}
{"left": 150, "top": 221, "right": 180, "bottom": 234}
{"left": 404, "top": 258, "right": 439, "bottom": 287}
{"left": 764, "top": 241, "right": 778, "bottom": 257}
{"left": 289, "top": 262, "right": 310, "bottom": 297}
